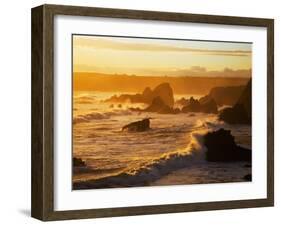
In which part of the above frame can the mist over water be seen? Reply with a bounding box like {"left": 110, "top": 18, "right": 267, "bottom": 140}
{"left": 73, "top": 91, "right": 251, "bottom": 188}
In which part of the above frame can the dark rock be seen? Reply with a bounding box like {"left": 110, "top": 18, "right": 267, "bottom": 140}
{"left": 182, "top": 97, "right": 201, "bottom": 113}
{"left": 128, "top": 107, "right": 142, "bottom": 112}
{"left": 144, "top": 96, "right": 177, "bottom": 114}
{"left": 219, "top": 104, "right": 250, "bottom": 124}
{"left": 182, "top": 97, "right": 218, "bottom": 114}
{"left": 204, "top": 128, "right": 251, "bottom": 162}
{"left": 142, "top": 87, "right": 153, "bottom": 99}
{"left": 219, "top": 79, "right": 251, "bottom": 124}
{"left": 105, "top": 83, "right": 174, "bottom": 107}
{"left": 118, "top": 104, "right": 122, "bottom": 108}
{"left": 243, "top": 174, "right": 252, "bottom": 181}
{"left": 175, "top": 97, "right": 189, "bottom": 106}
{"left": 199, "top": 85, "right": 245, "bottom": 106}
{"left": 105, "top": 93, "right": 143, "bottom": 103}
{"left": 200, "top": 98, "right": 218, "bottom": 113}
{"left": 122, "top": 118, "right": 150, "bottom": 132}
{"left": 152, "top": 83, "right": 174, "bottom": 107}
{"left": 173, "top": 108, "right": 181, "bottom": 114}
{"left": 73, "top": 157, "right": 86, "bottom": 167}
{"left": 236, "top": 79, "right": 251, "bottom": 117}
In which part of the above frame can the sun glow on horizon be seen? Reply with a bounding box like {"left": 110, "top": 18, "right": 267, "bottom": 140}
{"left": 73, "top": 35, "right": 252, "bottom": 77}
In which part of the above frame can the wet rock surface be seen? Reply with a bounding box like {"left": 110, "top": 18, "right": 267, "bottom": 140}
{"left": 204, "top": 128, "right": 251, "bottom": 162}
{"left": 219, "top": 79, "right": 251, "bottom": 124}
{"left": 182, "top": 97, "right": 218, "bottom": 114}
{"left": 122, "top": 118, "right": 151, "bottom": 132}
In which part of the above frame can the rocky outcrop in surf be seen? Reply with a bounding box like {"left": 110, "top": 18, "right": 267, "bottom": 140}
{"left": 122, "top": 118, "right": 151, "bottom": 132}
{"left": 219, "top": 79, "right": 251, "bottom": 124}
{"left": 105, "top": 83, "right": 175, "bottom": 107}
{"left": 150, "top": 83, "right": 174, "bottom": 107}
{"left": 199, "top": 85, "right": 246, "bottom": 106}
{"left": 175, "top": 97, "right": 189, "bottom": 106}
{"left": 219, "top": 104, "right": 250, "bottom": 124}
{"left": 236, "top": 79, "right": 251, "bottom": 116}
{"left": 181, "top": 97, "right": 218, "bottom": 114}
{"left": 204, "top": 128, "right": 251, "bottom": 162}
{"left": 144, "top": 96, "right": 180, "bottom": 114}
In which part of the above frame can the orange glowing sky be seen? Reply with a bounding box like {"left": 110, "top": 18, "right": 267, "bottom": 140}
{"left": 73, "top": 35, "right": 252, "bottom": 77}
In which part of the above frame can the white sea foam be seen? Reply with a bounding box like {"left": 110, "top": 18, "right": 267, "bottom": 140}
{"left": 73, "top": 119, "right": 216, "bottom": 189}
{"left": 73, "top": 92, "right": 251, "bottom": 189}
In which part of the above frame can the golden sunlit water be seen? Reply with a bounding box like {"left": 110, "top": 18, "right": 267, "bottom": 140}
{"left": 72, "top": 91, "right": 251, "bottom": 188}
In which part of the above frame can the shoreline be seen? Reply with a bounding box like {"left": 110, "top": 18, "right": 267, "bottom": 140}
{"left": 73, "top": 161, "right": 252, "bottom": 190}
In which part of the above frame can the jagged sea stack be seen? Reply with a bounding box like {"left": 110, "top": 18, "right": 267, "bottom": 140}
{"left": 219, "top": 79, "right": 251, "bottom": 124}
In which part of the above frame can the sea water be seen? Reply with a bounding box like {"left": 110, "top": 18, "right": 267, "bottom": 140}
{"left": 73, "top": 91, "right": 251, "bottom": 189}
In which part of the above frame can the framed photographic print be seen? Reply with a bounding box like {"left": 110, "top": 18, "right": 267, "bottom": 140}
{"left": 31, "top": 4, "right": 274, "bottom": 221}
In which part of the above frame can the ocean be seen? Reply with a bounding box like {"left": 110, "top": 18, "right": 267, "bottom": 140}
{"left": 73, "top": 91, "right": 251, "bottom": 189}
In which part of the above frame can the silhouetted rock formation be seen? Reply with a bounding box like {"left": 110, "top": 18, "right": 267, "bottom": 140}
{"left": 122, "top": 118, "right": 150, "bottom": 132}
{"left": 175, "top": 97, "right": 189, "bottom": 106}
{"left": 182, "top": 97, "right": 201, "bottom": 112}
{"left": 142, "top": 87, "right": 152, "bottom": 98}
{"left": 144, "top": 96, "right": 176, "bottom": 114}
{"left": 236, "top": 79, "right": 251, "bottom": 116}
{"left": 182, "top": 97, "right": 218, "bottom": 114}
{"left": 73, "top": 157, "right": 86, "bottom": 167}
{"left": 200, "top": 98, "right": 218, "bottom": 114}
{"left": 204, "top": 128, "right": 251, "bottom": 162}
{"left": 219, "top": 104, "right": 250, "bottom": 124}
{"left": 151, "top": 83, "right": 174, "bottom": 107}
{"left": 219, "top": 80, "right": 251, "bottom": 124}
{"left": 106, "top": 93, "right": 143, "bottom": 103}
{"left": 105, "top": 83, "right": 174, "bottom": 107}
{"left": 199, "top": 85, "right": 245, "bottom": 106}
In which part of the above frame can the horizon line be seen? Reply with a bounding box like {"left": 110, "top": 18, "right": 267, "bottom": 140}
{"left": 73, "top": 71, "right": 252, "bottom": 79}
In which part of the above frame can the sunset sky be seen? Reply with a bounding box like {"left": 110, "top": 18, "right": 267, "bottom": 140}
{"left": 73, "top": 35, "right": 252, "bottom": 77}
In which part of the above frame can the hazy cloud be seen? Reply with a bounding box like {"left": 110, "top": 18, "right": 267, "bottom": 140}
{"left": 74, "top": 37, "right": 251, "bottom": 57}
{"left": 74, "top": 63, "right": 251, "bottom": 78}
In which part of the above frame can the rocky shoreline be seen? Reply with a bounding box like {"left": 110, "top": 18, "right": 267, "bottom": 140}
{"left": 73, "top": 80, "right": 252, "bottom": 189}
{"left": 104, "top": 79, "right": 251, "bottom": 124}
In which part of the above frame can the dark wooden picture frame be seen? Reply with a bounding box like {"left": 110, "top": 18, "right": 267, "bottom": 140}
{"left": 31, "top": 4, "right": 274, "bottom": 221}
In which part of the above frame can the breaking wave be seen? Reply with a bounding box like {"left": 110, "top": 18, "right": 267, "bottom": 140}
{"left": 73, "top": 110, "right": 132, "bottom": 124}
{"left": 73, "top": 121, "right": 216, "bottom": 189}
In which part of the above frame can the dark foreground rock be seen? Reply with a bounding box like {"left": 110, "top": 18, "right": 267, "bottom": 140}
{"left": 182, "top": 97, "right": 218, "bottom": 114}
{"left": 219, "top": 79, "right": 251, "bottom": 124}
{"left": 73, "top": 157, "right": 86, "bottom": 167}
{"left": 122, "top": 118, "right": 150, "bottom": 132}
{"left": 105, "top": 83, "right": 174, "bottom": 107}
{"left": 204, "top": 128, "right": 251, "bottom": 162}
